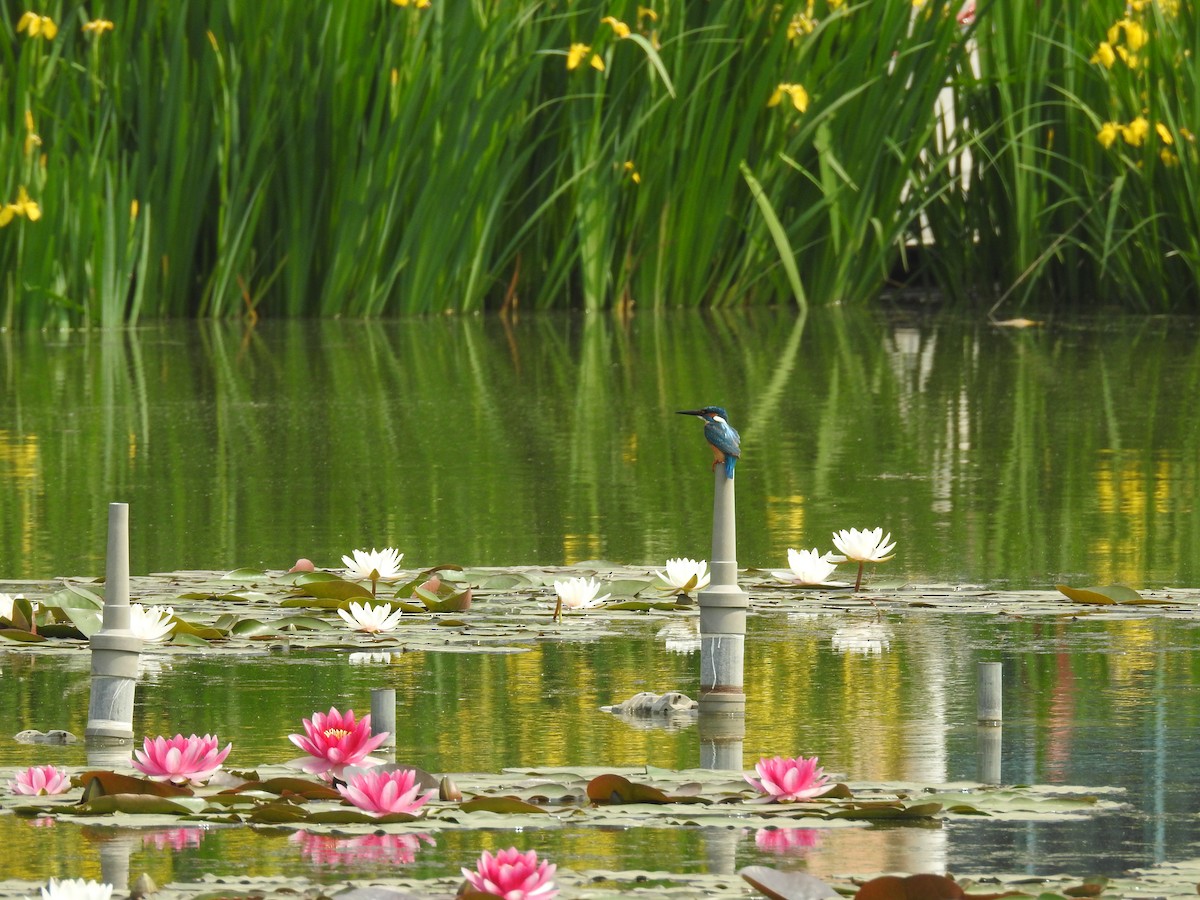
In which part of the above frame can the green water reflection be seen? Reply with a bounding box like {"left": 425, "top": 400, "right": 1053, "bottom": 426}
{"left": 2, "top": 312, "right": 1199, "bottom": 588}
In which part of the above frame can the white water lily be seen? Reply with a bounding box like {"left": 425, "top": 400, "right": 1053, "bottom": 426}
{"left": 342, "top": 548, "right": 404, "bottom": 582}
{"left": 0, "top": 592, "right": 21, "bottom": 621}
{"left": 654, "top": 558, "right": 710, "bottom": 595}
{"left": 338, "top": 600, "right": 404, "bottom": 634}
{"left": 129, "top": 604, "right": 175, "bottom": 643}
{"left": 831, "top": 527, "right": 896, "bottom": 563}
{"left": 771, "top": 548, "right": 844, "bottom": 586}
{"left": 553, "top": 576, "right": 611, "bottom": 610}
{"left": 41, "top": 880, "right": 114, "bottom": 900}
{"left": 832, "top": 526, "right": 897, "bottom": 592}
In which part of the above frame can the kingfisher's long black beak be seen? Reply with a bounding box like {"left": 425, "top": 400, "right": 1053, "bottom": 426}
{"left": 676, "top": 409, "right": 704, "bottom": 417}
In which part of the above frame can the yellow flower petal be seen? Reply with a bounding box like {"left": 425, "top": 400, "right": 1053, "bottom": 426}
{"left": 1121, "top": 116, "right": 1149, "bottom": 146}
{"left": 1097, "top": 122, "right": 1119, "bottom": 148}
{"left": 788, "top": 84, "right": 809, "bottom": 112}
{"left": 768, "top": 86, "right": 784, "bottom": 108}
{"left": 1155, "top": 122, "right": 1173, "bottom": 144}
{"left": 16, "top": 11, "right": 36, "bottom": 33}
{"left": 1090, "top": 42, "right": 1116, "bottom": 68}
{"left": 601, "top": 15, "right": 631, "bottom": 38}
{"left": 590, "top": 53, "right": 605, "bottom": 71}
{"left": 0, "top": 206, "right": 14, "bottom": 228}
{"left": 1125, "top": 19, "right": 1147, "bottom": 50}
{"left": 566, "top": 43, "right": 590, "bottom": 70}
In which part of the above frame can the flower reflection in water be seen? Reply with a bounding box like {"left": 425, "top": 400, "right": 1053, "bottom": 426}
{"left": 142, "top": 828, "right": 206, "bottom": 852}
{"left": 348, "top": 651, "right": 394, "bottom": 665}
{"left": 291, "top": 830, "right": 435, "bottom": 866}
{"left": 655, "top": 619, "right": 700, "bottom": 654}
{"left": 831, "top": 622, "right": 892, "bottom": 655}
{"left": 754, "top": 827, "right": 822, "bottom": 854}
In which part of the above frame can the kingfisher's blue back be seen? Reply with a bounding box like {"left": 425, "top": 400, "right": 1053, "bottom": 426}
{"left": 677, "top": 405, "right": 741, "bottom": 479}
{"left": 704, "top": 416, "right": 741, "bottom": 479}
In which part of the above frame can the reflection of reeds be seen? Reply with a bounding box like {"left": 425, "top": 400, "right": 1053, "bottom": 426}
{"left": 2, "top": 315, "right": 1200, "bottom": 588}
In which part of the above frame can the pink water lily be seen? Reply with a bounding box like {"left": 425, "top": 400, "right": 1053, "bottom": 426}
{"left": 288, "top": 707, "right": 389, "bottom": 779}
{"left": 337, "top": 767, "right": 436, "bottom": 817}
{"left": 746, "top": 755, "right": 831, "bottom": 801}
{"left": 462, "top": 847, "right": 558, "bottom": 900}
{"left": 8, "top": 764, "right": 71, "bottom": 795}
{"left": 132, "top": 733, "right": 232, "bottom": 786}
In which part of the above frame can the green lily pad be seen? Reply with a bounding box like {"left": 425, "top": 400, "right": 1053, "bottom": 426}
{"left": 1056, "top": 583, "right": 1143, "bottom": 605}
{"left": 0, "top": 628, "right": 46, "bottom": 643}
{"left": 459, "top": 795, "right": 548, "bottom": 814}
{"left": 79, "top": 771, "right": 194, "bottom": 799}
{"left": 222, "top": 568, "right": 266, "bottom": 581}
{"left": 290, "top": 580, "right": 373, "bottom": 601}
{"left": 42, "top": 584, "right": 104, "bottom": 610}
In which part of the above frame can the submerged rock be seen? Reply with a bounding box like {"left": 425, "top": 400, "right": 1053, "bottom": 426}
{"left": 14, "top": 729, "right": 78, "bottom": 744}
{"left": 602, "top": 690, "right": 698, "bottom": 716}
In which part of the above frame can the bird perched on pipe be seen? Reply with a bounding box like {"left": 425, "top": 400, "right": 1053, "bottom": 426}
{"left": 677, "top": 406, "right": 741, "bottom": 479}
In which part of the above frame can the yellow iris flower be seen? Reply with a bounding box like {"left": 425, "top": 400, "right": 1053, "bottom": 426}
{"left": 567, "top": 43, "right": 604, "bottom": 71}
{"left": 1097, "top": 122, "right": 1119, "bottom": 149}
{"left": 391, "top": 0, "right": 431, "bottom": 7}
{"left": 1090, "top": 42, "right": 1116, "bottom": 68}
{"left": 601, "top": 15, "right": 631, "bottom": 38}
{"left": 82, "top": 19, "right": 114, "bottom": 34}
{"left": 768, "top": 83, "right": 810, "bottom": 113}
{"left": 1120, "top": 116, "right": 1149, "bottom": 146}
{"left": 0, "top": 187, "right": 42, "bottom": 228}
{"left": 17, "top": 11, "right": 57, "bottom": 39}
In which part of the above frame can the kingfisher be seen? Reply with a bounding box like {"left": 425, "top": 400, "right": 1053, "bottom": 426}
{"left": 677, "top": 406, "right": 741, "bottom": 479}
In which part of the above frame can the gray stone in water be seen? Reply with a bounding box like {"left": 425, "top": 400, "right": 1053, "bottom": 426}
{"left": 15, "top": 729, "right": 78, "bottom": 744}
{"left": 602, "top": 690, "right": 698, "bottom": 716}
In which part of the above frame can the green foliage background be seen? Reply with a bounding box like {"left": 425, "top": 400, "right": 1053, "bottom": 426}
{"left": 1, "top": 0, "right": 1197, "bottom": 326}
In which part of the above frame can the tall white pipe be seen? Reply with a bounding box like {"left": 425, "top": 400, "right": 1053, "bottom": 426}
{"left": 86, "top": 503, "right": 142, "bottom": 742}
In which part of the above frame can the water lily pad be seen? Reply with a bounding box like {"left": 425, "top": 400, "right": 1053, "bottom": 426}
{"left": 304, "top": 809, "right": 422, "bottom": 824}
{"left": 222, "top": 567, "right": 266, "bottom": 581}
{"left": 220, "top": 777, "right": 341, "bottom": 800}
{"left": 0, "top": 628, "right": 46, "bottom": 642}
{"left": 459, "top": 795, "right": 548, "bottom": 814}
{"left": 414, "top": 586, "right": 471, "bottom": 613}
{"left": 1054, "top": 583, "right": 1167, "bottom": 605}
{"left": 852, "top": 873, "right": 966, "bottom": 899}
{"left": 42, "top": 584, "right": 104, "bottom": 610}
{"left": 827, "top": 800, "right": 941, "bottom": 820}
{"left": 586, "top": 773, "right": 705, "bottom": 805}
{"left": 70, "top": 793, "right": 207, "bottom": 816}
{"left": 291, "top": 580, "right": 373, "bottom": 601}
{"left": 740, "top": 866, "right": 841, "bottom": 899}
{"left": 80, "top": 770, "right": 193, "bottom": 799}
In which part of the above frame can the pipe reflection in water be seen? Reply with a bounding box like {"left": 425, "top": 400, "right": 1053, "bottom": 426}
{"left": 977, "top": 725, "right": 1002, "bottom": 785}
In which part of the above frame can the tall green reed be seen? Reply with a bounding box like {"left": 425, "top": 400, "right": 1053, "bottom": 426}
{"left": 2, "top": 0, "right": 1199, "bottom": 323}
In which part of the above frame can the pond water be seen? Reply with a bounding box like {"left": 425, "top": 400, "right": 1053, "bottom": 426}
{"left": 3, "top": 605, "right": 1200, "bottom": 891}
{"left": 3, "top": 310, "right": 1200, "bottom": 895}
{"left": 2, "top": 311, "right": 1199, "bottom": 588}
